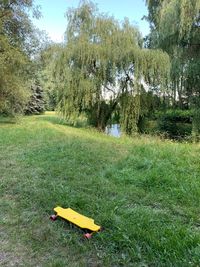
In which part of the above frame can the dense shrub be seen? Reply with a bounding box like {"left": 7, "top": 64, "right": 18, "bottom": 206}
{"left": 156, "top": 110, "right": 193, "bottom": 139}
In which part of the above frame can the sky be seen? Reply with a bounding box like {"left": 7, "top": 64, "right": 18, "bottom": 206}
{"left": 32, "top": 0, "right": 150, "bottom": 43}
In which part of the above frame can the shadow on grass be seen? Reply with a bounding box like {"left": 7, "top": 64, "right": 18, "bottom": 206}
{"left": 37, "top": 115, "right": 67, "bottom": 125}
{"left": 0, "top": 116, "right": 17, "bottom": 124}
{"left": 37, "top": 113, "right": 89, "bottom": 129}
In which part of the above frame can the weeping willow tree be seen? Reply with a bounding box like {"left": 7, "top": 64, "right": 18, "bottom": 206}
{"left": 53, "top": 0, "right": 170, "bottom": 133}
{"left": 146, "top": 0, "right": 200, "bottom": 140}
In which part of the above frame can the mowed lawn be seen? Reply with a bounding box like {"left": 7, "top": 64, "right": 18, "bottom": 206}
{"left": 1, "top": 113, "right": 200, "bottom": 267}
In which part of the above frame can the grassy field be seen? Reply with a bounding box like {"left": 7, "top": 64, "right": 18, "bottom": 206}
{"left": 1, "top": 112, "right": 200, "bottom": 266}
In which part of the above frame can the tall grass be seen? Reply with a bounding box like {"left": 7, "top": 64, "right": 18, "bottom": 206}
{"left": 1, "top": 113, "right": 200, "bottom": 266}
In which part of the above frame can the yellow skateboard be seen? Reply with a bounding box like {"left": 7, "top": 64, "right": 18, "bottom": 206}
{"left": 50, "top": 206, "right": 101, "bottom": 238}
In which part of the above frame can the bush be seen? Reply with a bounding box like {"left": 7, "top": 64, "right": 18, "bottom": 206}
{"left": 156, "top": 109, "right": 193, "bottom": 139}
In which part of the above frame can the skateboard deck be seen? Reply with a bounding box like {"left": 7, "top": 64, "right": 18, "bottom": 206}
{"left": 53, "top": 206, "right": 101, "bottom": 232}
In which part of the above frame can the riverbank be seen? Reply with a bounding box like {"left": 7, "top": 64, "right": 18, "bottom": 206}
{"left": 1, "top": 112, "right": 200, "bottom": 266}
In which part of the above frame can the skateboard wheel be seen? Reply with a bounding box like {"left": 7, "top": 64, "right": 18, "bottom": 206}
{"left": 50, "top": 214, "right": 57, "bottom": 221}
{"left": 84, "top": 233, "right": 92, "bottom": 239}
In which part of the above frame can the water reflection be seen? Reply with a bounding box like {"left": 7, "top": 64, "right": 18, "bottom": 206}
{"left": 105, "top": 124, "right": 121, "bottom": 137}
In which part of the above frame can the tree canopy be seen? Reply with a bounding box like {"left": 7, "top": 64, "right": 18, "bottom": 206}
{"left": 1, "top": 0, "right": 199, "bottom": 141}
{"left": 51, "top": 1, "right": 170, "bottom": 133}
{"left": 0, "top": 0, "right": 42, "bottom": 115}
{"left": 146, "top": 0, "right": 200, "bottom": 140}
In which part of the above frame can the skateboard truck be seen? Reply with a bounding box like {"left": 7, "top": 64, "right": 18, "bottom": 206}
{"left": 50, "top": 206, "right": 101, "bottom": 239}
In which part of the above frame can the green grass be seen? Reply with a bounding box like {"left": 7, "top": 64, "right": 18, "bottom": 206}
{"left": 1, "top": 112, "right": 200, "bottom": 266}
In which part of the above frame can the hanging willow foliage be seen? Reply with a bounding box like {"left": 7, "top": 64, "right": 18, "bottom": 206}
{"left": 53, "top": 0, "right": 170, "bottom": 133}
{"left": 146, "top": 0, "right": 200, "bottom": 140}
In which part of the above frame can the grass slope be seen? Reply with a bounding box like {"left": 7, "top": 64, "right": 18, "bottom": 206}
{"left": 1, "top": 113, "right": 200, "bottom": 267}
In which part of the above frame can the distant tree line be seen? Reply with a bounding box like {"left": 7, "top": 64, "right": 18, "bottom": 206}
{"left": 0, "top": 0, "right": 199, "bottom": 141}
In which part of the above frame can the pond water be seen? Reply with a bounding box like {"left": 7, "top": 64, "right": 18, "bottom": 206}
{"left": 105, "top": 124, "right": 121, "bottom": 137}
